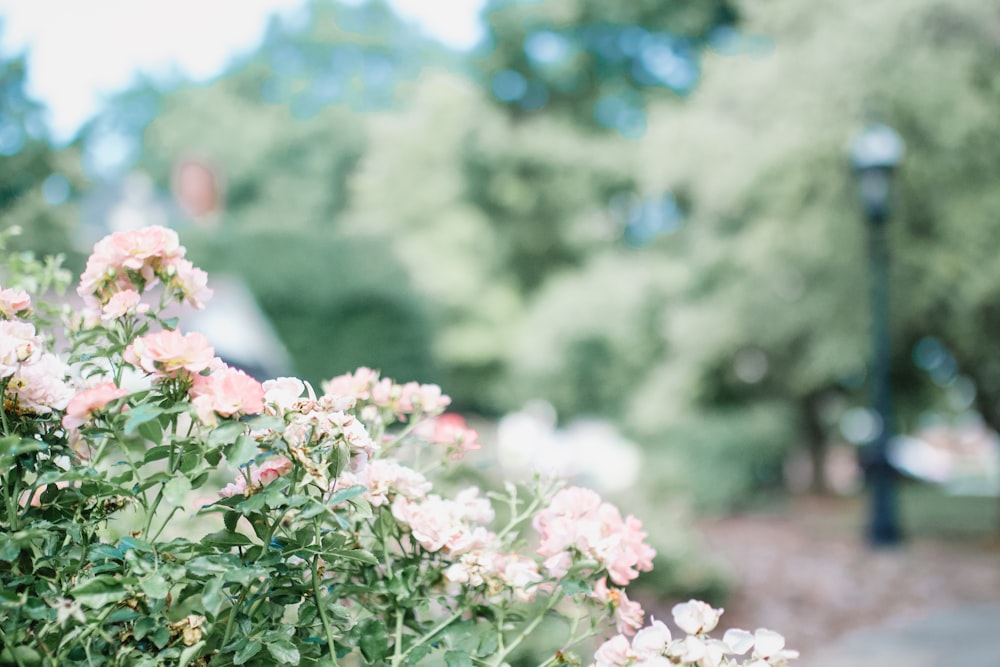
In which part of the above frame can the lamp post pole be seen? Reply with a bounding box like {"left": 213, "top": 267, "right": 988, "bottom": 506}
{"left": 850, "top": 124, "right": 905, "bottom": 547}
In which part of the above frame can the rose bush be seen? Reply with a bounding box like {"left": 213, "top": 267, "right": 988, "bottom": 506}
{"left": 0, "top": 226, "right": 797, "bottom": 667}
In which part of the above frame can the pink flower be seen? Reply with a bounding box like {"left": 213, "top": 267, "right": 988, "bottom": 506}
{"left": 496, "top": 554, "right": 542, "bottom": 602}
{"left": 7, "top": 353, "right": 73, "bottom": 414}
{"left": 255, "top": 457, "right": 292, "bottom": 485}
{"left": 190, "top": 362, "right": 265, "bottom": 423}
{"left": 78, "top": 226, "right": 183, "bottom": 305}
{"left": 338, "top": 459, "right": 431, "bottom": 507}
{"left": 76, "top": 226, "right": 211, "bottom": 312}
{"left": 416, "top": 413, "right": 480, "bottom": 459}
{"left": 398, "top": 382, "right": 451, "bottom": 415}
{"left": 0, "top": 287, "right": 31, "bottom": 318}
{"left": 100, "top": 289, "right": 148, "bottom": 320}
{"left": 322, "top": 367, "right": 380, "bottom": 401}
{"left": 391, "top": 495, "right": 493, "bottom": 555}
{"left": 533, "top": 486, "right": 656, "bottom": 587}
{"left": 124, "top": 329, "right": 215, "bottom": 378}
{"left": 168, "top": 258, "right": 212, "bottom": 310}
{"left": 219, "top": 457, "right": 292, "bottom": 498}
{"left": 0, "top": 320, "right": 40, "bottom": 377}
{"left": 614, "top": 589, "right": 645, "bottom": 636}
{"left": 62, "top": 382, "right": 128, "bottom": 430}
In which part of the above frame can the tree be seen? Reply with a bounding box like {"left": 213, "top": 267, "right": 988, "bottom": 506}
{"left": 478, "top": 0, "right": 738, "bottom": 132}
{"left": 0, "top": 43, "right": 83, "bottom": 263}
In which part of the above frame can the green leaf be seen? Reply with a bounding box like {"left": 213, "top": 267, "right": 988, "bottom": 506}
{"left": 142, "top": 445, "right": 173, "bottom": 463}
{"left": 358, "top": 619, "right": 389, "bottom": 663}
{"left": 123, "top": 403, "right": 163, "bottom": 436}
{"left": 205, "top": 530, "right": 253, "bottom": 548}
{"left": 327, "top": 484, "right": 365, "bottom": 506}
{"left": 445, "top": 650, "right": 474, "bottom": 667}
{"left": 234, "top": 640, "right": 262, "bottom": 665}
{"left": 118, "top": 536, "right": 154, "bottom": 553}
{"left": 559, "top": 579, "right": 590, "bottom": 596}
{"left": 179, "top": 641, "right": 206, "bottom": 667}
{"left": 137, "top": 417, "right": 164, "bottom": 444}
{"left": 325, "top": 549, "right": 379, "bottom": 566}
{"left": 140, "top": 574, "right": 170, "bottom": 600}
{"left": 266, "top": 640, "right": 301, "bottom": 665}
{"left": 0, "top": 646, "right": 42, "bottom": 666}
{"left": 476, "top": 632, "right": 499, "bottom": 659}
{"left": 224, "top": 434, "right": 259, "bottom": 467}
{"left": 210, "top": 421, "right": 246, "bottom": 448}
{"left": 134, "top": 616, "right": 157, "bottom": 641}
{"left": 151, "top": 625, "right": 170, "bottom": 649}
{"left": 224, "top": 510, "right": 241, "bottom": 533}
{"left": 202, "top": 575, "right": 225, "bottom": 618}
{"left": 71, "top": 575, "right": 129, "bottom": 609}
{"left": 163, "top": 476, "right": 192, "bottom": 508}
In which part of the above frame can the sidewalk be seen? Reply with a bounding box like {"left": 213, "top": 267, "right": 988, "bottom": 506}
{"left": 798, "top": 602, "right": 1000, "bottom": 667}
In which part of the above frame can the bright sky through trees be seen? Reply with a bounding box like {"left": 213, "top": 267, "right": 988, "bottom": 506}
{"left": 0, "top": 0, "right": 485, "bottom": 143}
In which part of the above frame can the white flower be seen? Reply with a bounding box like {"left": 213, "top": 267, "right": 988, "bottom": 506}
{"left": 672, "top": 599, "right": 723, "bottom": 635}
{"left": 723, "top": 628, "right": 755, "bottom": 655}
{"left": 632, "top": 619, "right": 672, "bottom": 659}
{"left": 750, "top": 629, "right": 800, "bottom": 666}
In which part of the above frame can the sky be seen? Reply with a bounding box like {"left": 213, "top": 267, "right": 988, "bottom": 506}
{"left": 0, "top": 0, "right": 486, "bottom": 144}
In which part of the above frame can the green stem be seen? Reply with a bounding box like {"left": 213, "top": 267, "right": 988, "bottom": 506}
{"left": 219, "top": 505, "right": 293, "bottom": 650}
{"left": 392, "top": 609, "right": 405, "bottom": 665}
{"left": 55, "top": 605, "right": 116, "bottom": 662}
{"left": 311, "top": 546, "right": 340, "bottom": 666}
{"left": 394, "top": 609, "right": 465, "bottom": 665}
{"left": 0, "top": 377, "right": 11, "bottom": 436}
{"left": 218, "top": 588, "right": 249, "bottom": 651}
{"left": 490, "top": 596, "right": 561, "bottom": 667}
{"left": 150, "top": 506, "right": 181, "bottom": 542}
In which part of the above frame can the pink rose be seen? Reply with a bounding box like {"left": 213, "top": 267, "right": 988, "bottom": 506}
{"left": 0, "top": 287, "right": 31, "bottom": 318}
{"left": 62, "top": 382, "right": 128, "bottom": 430}
{"left": 190, "top": 363, "right": 265, "bottom": 423}
{"left": 415, "top": 413, "right": 480, "bottom": 459}
{"left": 124, "top": 329, "right": 215, "bottom": 378}
{"left": 100, "top": 289, "right": 148, "bottom": 320}
{"left": 168, "top": 258, "right": 212, "bottom": 310}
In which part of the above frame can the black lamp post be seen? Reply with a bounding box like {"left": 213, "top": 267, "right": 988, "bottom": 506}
{"left": 850, "top": 123, "right": 904, "bottom": 546}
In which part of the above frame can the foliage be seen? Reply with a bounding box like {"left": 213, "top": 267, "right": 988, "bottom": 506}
{"left": 0, "top": 46, "right": 84, "bottom": 264}
{"left": 0, "top": 226, "right": 794, "bottom": 667}
{"left": 182, "top": 229, "right": 438, "bottom": 390}
{"left": 479, "top": 0, "right": 738, "bottom": 131}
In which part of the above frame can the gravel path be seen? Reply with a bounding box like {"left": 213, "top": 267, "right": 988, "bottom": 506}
{"left": 693, "top": 496, "right": 1000, "bottom": 655}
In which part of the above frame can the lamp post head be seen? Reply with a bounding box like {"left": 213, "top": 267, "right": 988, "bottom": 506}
{"left": 850, "top": 124, "right": 905, "bottom": 224}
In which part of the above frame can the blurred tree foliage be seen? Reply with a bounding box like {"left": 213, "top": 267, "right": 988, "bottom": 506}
{"left": 0, "top": 45, "right": 83, "bottom": 262}
{"left": 479, "top": 0, "right": 738, "bottom": 132}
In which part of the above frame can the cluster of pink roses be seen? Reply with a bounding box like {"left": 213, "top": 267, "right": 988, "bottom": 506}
{"left": 321, "top": 366, "right": 452, "bottom": 418}
{"left": 534, "top": 486, "right": 656, "bottom": 586}
{"left": 595, "top": 600, "right": 798, "bottom": 667}
{"left": 122, "top": 329, "right": 266, "bottom": 426}
{"left": 77, "top": 225, "right": 212, "bottom": 315}
{"left": 0, "top": 291, "right": 73, "bottom": 416}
